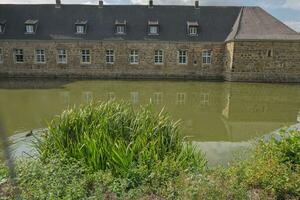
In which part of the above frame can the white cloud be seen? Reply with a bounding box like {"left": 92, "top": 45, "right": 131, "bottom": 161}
{"left": 283, "top": 0, "right": 300, "bottom": 11}
{"left": 284, "top": 21, "right": 300, "bottom": 32}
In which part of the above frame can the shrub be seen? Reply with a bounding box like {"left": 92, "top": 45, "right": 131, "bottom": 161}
{"left": 1, "top": 103, "right": 299, "bottom": 199}
{"left": 239, "top": 130, "right": 300, "bottom": 198}
{"left": 37, "top": 101, "right": 206, "bottom": 180}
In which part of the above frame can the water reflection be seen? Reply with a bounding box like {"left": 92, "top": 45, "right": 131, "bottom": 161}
{"left": 130, "top": 92, "right": 139, "bottom": 104}
{"left": 0, "top": 80, "right": 300, "bottom": 143}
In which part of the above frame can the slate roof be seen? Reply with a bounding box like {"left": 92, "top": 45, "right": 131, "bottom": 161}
{"left": 0, "top": 4, "right": 299, "bottom": 42}
{"left": 226, "top": 7, "right": 300, "bottom": 41}
{"left": 0, "top": 4, "right": 241, "bottom": 42}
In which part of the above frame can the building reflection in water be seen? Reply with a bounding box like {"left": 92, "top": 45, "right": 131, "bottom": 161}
{"left": 82, "top": 91, "right": 93, "bottom": 104}
{"left": 200, "top": 93, "right": 209, "bottom": 106}
{"left": 60, "top": 91, "right": 70, "bottom": 106}
{"left": 108, "top": 92, "right": 116, "bottom": 101}
{"left": 152, "top": 92, "right": 163, "bottom": 105}
{"left": 130, "top": 92, "right": 139, "bottom": 104}
{"left": 1, "top": 81, "right": 300, "bottom": 143}
{"left": 176, "top": 93, "right": 186, "bottom": 105}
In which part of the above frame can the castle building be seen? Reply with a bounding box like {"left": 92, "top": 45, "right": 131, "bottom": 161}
{"left": 0, "top": 0, "right": 300, "bottom": 82}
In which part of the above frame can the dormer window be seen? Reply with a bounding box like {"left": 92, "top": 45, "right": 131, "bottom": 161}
{"left": 0, "top": 20, "right": 7, "bottom": 34}
{"left": 117, "top": 26, "right": 125, "bottom": 34}
{"left": 25, "top": 19, "right": 38, "bottom": 34}
{"left": 187, "top": 21, "right": 199, "bottom": 36}
{"left": 75, "top": 20, "right": 87, "bottom": 34}
{"left": 115, "top": 20, "right": 127, "bottom": 35}
{"left": 148, "top": 21, "right": 159, "bottom": 35}
{"left": 26, "top": 25, "right": 34, "bottom": 33}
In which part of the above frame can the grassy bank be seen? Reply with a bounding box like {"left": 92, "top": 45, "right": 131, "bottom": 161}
{"left": 0, "top": 102, "right": 299, "bottom": 199}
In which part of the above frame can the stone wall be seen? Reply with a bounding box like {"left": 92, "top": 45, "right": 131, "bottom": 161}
{"left": 0, "top": 40, "right": 225, "bottom": 80}
{"left": 1, "top": 40, "right": 300, "bottom": 82}
{"left": 224, "top": 41, "right": 300, "bottom": 83}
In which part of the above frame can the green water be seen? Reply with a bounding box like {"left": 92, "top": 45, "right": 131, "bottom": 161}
{"left": 0, "top": 80, "right": 300, "bottom": 165}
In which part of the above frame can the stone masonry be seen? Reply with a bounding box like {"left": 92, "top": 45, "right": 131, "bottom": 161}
{"left": 0, "top": 41, "right": 225, "bottom": 80}
{"left": 1, "top": 40, "right": 300, "bottom": 82}
{"left": 225, "top": 41, "right": 300, "bottom": 83}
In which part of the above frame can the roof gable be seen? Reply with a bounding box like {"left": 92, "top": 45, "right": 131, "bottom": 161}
{"left": 226, "top": 7, "right": 300, "bottom": 41}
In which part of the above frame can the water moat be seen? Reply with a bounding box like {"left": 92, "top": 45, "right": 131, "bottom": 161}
{"left": 1, "top": 80, "right": 300, "bottom": 165}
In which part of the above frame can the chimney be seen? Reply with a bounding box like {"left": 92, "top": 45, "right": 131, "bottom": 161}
{"left": 55, "top": 0, "right": 61, "bottom": 8}
{"left": 195, "top": 0, "right": 199, "bottom": 9}
{"left": 99, "top": 1, "right": 103, "bottom": 8}
{"left": 149, "top": 0, "right": 153, "bottom": 8}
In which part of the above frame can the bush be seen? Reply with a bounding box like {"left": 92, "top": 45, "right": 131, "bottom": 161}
{"left": 37, "top": 101, "right": 206, "bottom": 183}
{"left": 233, "top": 130, "right": 300, "bottom": 198}
{"left": 1, "top": 103, "right": 299, "bottom": 199}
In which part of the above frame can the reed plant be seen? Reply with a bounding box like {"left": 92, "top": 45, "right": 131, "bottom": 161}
{"left": 37, "top": 101, "right": 206, "bottom": 177}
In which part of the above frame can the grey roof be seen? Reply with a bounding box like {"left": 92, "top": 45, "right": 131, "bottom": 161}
{"left": 0, "top": 4, "right": 241, "bottom": 42}
{"left": 0, "top": 19, "right": 7, "bottom": 25}
{"left": 0, "top": 4, "right": 298, "bottom": 42}
{"left": 226, "top": 7, "right": 300, "bottom": 41}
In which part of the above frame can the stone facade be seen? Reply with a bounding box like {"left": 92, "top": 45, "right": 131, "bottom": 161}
{"left": 224, "top": 41, "right": 300, "bottom": 83}
{"left": 0, "top": 40, "right": 224, "bottom": 80}
{"left": 0, "top": 40, "right": 300, "bottom": 82}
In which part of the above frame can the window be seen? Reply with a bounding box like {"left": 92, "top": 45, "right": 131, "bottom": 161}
{"left": 24, "top": 20, "right": 38, "bottom": 34}
{"left": 35, "top": 49, "right": 46, "bottom": 63}
{"left": 116, "top": 26, "right": 125, "bottom": 34}
{"left": 26, "top": 25, "right": 34, "bottom": 33}
{"left": 149, "top": 26, "right": 158, "bottom": 35}
{"left": 187, "top": 21, "right": 199, "bottom": 36}
{"left": 81, "top": 49, "right": 91, "bottom": 64}
{"left": 176, "top": 93, "right": 186, "bottom": 105}
{"left": 76, "top": 25, "right": 85, "bottom": 34}
{"left": 83, "top": 91, "right": 93, "bottom": 103}
{"left": 106, "top": 50, "right": 115, "bottom": 64}
{"left": 0, "top": 48, "right": 3, "bottom": 63}
{"left": 267, "top": 49, "right": 273, "bottom": 57}
{"left": 189, "top": 27, "right": 198, "bottom": 35}
{"left": 131, "top": 92, "right": 139, "bottom": 104}
{"left": 129, "top": 50, "right": 139, "bottom": 64}
{"left": 148, "top": 21, "right": 159, "bottom": 35}
{"left": 0, "top": 20, "right": 6, "bottom": 33}
{"left": 115, "top": 20, "right": 127, "bottom": 34}
{"left": 57, "top": 49, "right": 67, "bottom": 64}
{"left": 154, "top": 50, "right": 163, "bottom": 64}
{"left": 178, "top": 50, "right": 188, "bottom": 64}
{"left": 200, "top": 93, "right": 209, "bottom": 106}
{"left": 75, "top": 20, "right": 87, "bottom": 34}
{"left": 153, "top": 92, "right": 163, "bottom": 105}
{"left": 202, "top": 50, "right": 212, "bottom": 64}
{"left": 14, "top": 49, "right": 24, "bottom": 63}
{"left": 108, "top": 92, "right": 116, "bottom": 101}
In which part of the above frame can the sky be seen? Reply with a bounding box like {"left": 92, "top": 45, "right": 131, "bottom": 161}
{"left": 0, "top": 0, "right": 300, "bottom": 32}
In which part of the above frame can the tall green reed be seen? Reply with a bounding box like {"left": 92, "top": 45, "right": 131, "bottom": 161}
{"left": 37, "top": 101, "right": 206, "bottom": 177}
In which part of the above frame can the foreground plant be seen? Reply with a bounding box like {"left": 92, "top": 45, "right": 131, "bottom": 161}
{"left": 37, "top": 101, "right": 206, "bottom": 178}
{"left": 1, "top": 103, "right": 299, "bottom": 200}
{"left": 241, "top": 129, "right": 300, "bottom": 198}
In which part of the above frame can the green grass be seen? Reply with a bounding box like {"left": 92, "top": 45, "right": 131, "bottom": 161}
{"left": 0, "top": 102, "right": 299, "bottom": 200}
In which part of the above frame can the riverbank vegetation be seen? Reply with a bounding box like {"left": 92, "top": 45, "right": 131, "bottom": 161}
{"left": 0, "top": 102, "right": 299, "bottom": 199}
